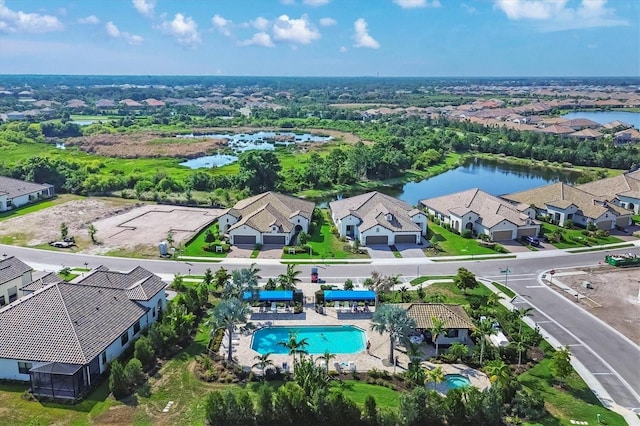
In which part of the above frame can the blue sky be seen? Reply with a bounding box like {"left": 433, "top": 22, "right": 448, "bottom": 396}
{"left": 0, "top": 0, "right": 638, "bottom": 76}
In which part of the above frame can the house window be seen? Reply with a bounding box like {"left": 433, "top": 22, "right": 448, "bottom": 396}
{"left": 446, "top": 329, "right": 459, "bottom": 338}
{"left": 0, "top": 296, "right": 5, "bottom": 307}
{"left": 101, "top": 352, "right": 107, "bottom": 364}
{"left": 376, "top": 227, "right": 380, "bottom": 233}
{"left": 121, "top": 331, "right": 129, "bottom": 346}
{"left": 18, "top": 362, "right": 32, "bottom": 374}
{"left": 133, "top": 321, "right": 141, "bottom": 335}
{"left": 152, "top": 307, "right": 156, "bottom": 317}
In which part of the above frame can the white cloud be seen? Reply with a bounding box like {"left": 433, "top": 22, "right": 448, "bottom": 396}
{"left": 0, "top": 0, "right": 64, "bottom": 33}
{"left": 212, "top": 14, "right": 232, "bottom": 36}
{"left": 339, "top": 45, "right": 347, "bottom": 52}
{"left": 106, "top": 21, "right": 143, "bottom": 45}
{"left": 159, "top": 13, "right": 201, "bottom": 48}
{"left": 105, "top": 21, "right": 120, "bottom": 38}
{"left": 239, "top": 32, "right": 275, "bottom": 47}
{"left": 132, "top": 0, "right": 156, "bottom": 18}
{"left": 281, "top": 0, "right": 296, "bottom": 4}
{"left": 303, "top": 0, "right": 331, "bottom": 5}
{"left": 353, "top": 18, "right": 379, "bottom": 49}
{"left": 273, "top": 14, "right": 320, "bottom": 44}
{"left": 319, "top": 17, "right": 336, "bottom": 26}
{"left": 494, "top": 0, "right": 628, "bottom": 31}
{"left": 251, "top": 16, "right": 270, "bottom": 31}
{"left": 392, "top": 0, "right": 441, "bottom": 8}
{"left": 78, "top": 15, "right": 100, "bottom": 25}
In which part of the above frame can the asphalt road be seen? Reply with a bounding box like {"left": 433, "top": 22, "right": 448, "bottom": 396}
{"left": 2, "top": 243, "right": 639, "bottom": 410}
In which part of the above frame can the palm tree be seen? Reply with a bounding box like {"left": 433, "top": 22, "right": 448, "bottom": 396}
{"left": 447, "top": 342, "right": 469, "bottom": 363}
{"left": 473, "top": 318, "right": 497, "bottom": 365}
{"left": 278, "top": 264, "right": 302, "bottom": 290}
{"left": 511, "top": 307, "right": 534, "bottom": 335}
{"left": 430, "top": 317, "right": 446, "bottom": 357}
{"left": 399, "top": 285, "right": 411, "bottom": 302}
{"left": 252, "top": 352, "right": 274, "bottom": 380}
{"left": 486, "top": 292, "right": 501, "bottom": 310}
{"left": 213, "top": 267, "right": 231, "bottom": 290}
{"left": 206, "top": 298, "right": 251, "bottom": 361}
{"left": 511, "top": 333, "right": 527, "bottom": 366}
{"left": 425, "top": 366, "right": 445, "bottom": 391}
{"left": 224, "top": 267, "right": 259, "bottom": 300}
{"left": 319, "top": 350, "right": 336, "bottom": 373}
{"left": 370, "top": 304, "right": 416, "bottom": 364}
{"left": 278, "top": 330, "right": 309, "bottom": 373}
{"left": 427, "top": 293, "right": 446, "bottom": 303}
{"left": 367, "top": 271, "right": 394, "bottom": 306}
{"left": 484, "top": 359, "right": 511, "bottom": 387}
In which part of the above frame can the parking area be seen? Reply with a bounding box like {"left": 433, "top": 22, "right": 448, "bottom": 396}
{"left": 257, "top": 245, "right": 284, "bottom": 259}
{"left": 226, "top": 245, "right": 254, "bottom": 259}
{"left": 395, "top": 244, "right": 426, "bottom": 258}
{"left": 366, "top": 245, "right": 395, "bottom": 259}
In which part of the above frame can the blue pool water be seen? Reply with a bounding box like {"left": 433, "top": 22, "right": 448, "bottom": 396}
{"left": 445, "top": 374, "right": 471, "bottom": 389}
{"left": 251, "top": 325, "right": 366, "bottom": 355}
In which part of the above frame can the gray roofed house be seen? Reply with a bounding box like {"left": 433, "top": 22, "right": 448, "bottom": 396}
{"left": 576, "top": 171, "right": 640, "bottom": 215}
{"left": 219, "top": 192, "right": 315, "bottom": 246}
{"left": 0, "top": 256, "right": 32, "bottom": 307}
{"left": 21, "top": 271, "right": 64, "bottom": 295}
{"left": 0, "top": 265, "right": 166, "bottom": 400}
{"left": 329, "top": 191, "right": 427, "bottom": 246}
{"left": 0, "top": 176, "right": 55, "bottom": 212}
{"left": 420, "top": 188, "right": 539, "bottom": 241}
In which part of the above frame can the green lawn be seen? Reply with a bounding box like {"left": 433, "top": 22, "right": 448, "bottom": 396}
{"left": 182, "top": 222, "right": 228, "bottom": 258}
{"left": 0, "top": 194, "right": 80, "bottom": 221}
{"left": 540, "top": 223, "right": 623, "bottom": 249}
{"left": 492, "top": 281, "right": 516, "bottom": 298}
{"left": 389, "top": 279, "right": 491, "bottom": 306}
{"left": 427, "top": 222, "right": 502, "bottom": 256}
{"left": 281, "top": 209, "right": 369, "bottom": 260}
{"left": 329, "top": 380, "right": 400, "bottom": 409}
{"left": 519, "top": 357, "right": 626, "bottom": 426}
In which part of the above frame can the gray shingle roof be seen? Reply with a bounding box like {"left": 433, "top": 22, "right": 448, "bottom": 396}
{"left": 0, "top": 283, "right": 147, "bottom": 364}
{"left": 0, "top": 176, "right": 53, "bottom": 198}
{"left": 77, "top": 266, "right": 165, "bottom": 301}
{"left": 0, "top": 256, "right": 32, "bottom": 286}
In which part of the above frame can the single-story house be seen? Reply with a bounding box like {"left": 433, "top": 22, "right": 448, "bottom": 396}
{"left": 329, "top": 191, "right": 427, "bottom": 246}
{"left": 502, "top": 182, "right": 632, "bottom": 230}
{"left": 401, "top": 303, "right": 475, "bottom": 346}
{"left": 613, "top": 128, "right": 640, "bottom": 145}
{"left": 20, "top": 271, "right": 64, "bottom": 296}
{"left": 218, "top": 191, "right": 315, "bottom": 246}
{"left": 576, "top": 171, "right": 640, "bottom": 215}
{"left": 420, "top": 188, "right": 540, "bottom": 241}
{"left": 0, "top": 256, "right": 32, "bottom": 307}
{"left": 0, "top": 265, "right": 166, "bottom": 400}
{"left": 0, "top": 176, "right": 55, "bottom": 212}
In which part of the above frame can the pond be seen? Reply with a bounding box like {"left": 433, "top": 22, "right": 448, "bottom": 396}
{"left": 562, "top": 111, "right": 640, "bottom": 129}
{"left": 315, "top": 157, "right": 582, "bottom": 207}
{"left": 178, "top": 131, "right": 332, "bottom": 169}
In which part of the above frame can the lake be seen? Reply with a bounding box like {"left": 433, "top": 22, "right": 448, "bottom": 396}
{"left": 315, "top": 158, "right": 583, "bottom": 207}
{"left": 562, "top": 111, "right": 640, "bottom": 129}
{"left": 179, "top": 131, "right": 332, "bottom": 169}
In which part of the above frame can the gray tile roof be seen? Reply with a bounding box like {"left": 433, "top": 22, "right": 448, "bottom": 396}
{"left": 227, "top": 192, "right": 315, "bottom": 233}
{"left": 330, "top": 191, "right": 423, "bottom": 233}
{"left": 0, "top": 256, "right": 32, "bottom": 286}
{"left": 0, "top": 283, "right": 147, "bottom": 364}
{"left": 76, "top": 266, "right": 165, "bottom": 301}
{"left": 421, "top": 188, "right": 536, "bottom": 229}
{"left": 0, "top": 176, "right": 53, "bottom": 198}
{"left": 20, "top": 271, "right": 63, "bottom": 293}
{"left": 576, "top": 172, "right": 640, "bottom": 200}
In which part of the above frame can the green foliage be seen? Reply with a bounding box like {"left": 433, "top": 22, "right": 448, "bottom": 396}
{"left": 204, "top": 391, "right": 226, "bottom": 426}
{"left": 552, "top": 346, "right": 573, "bottom": 385}
{"left": 371, "top": 304, "right": 417, "bottom": 364}
{"left": 123, "top": 358, "right": 145, "bottom": 388}
{"left": 454, "top": 267, "right": 478, "bottom": 294}
{"left": 108, "top": 360, "right": 128, "bottom": 399}
{"left": 133, "top": 336, "right": 155, "bottom": 370}
{"left": 60, "top": 222, "right": 68, "bottom": 240}
{"left": 362, "top": 395, "right": 379, "bottom": 425}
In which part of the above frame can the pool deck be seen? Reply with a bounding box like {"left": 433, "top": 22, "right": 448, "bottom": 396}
{"left": 221, "top": 301, "right": 490, "bottom": 392}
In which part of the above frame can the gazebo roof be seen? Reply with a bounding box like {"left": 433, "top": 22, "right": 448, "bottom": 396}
{"left": 243, "top": 290, "right": 293, "bottom": 302}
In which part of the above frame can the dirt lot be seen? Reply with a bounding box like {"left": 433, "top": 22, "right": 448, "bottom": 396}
{"left": 0, "top": 198, "right": 221, "bottom": 256}
{"left": 555, "top": 265, "right": 640, "bottom": 345}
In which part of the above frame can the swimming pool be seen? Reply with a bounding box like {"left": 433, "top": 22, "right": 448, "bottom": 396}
{"left": 445, "top": 374, "right": 471, "bottom": 389}
{"left": 251, "top": 325, "right": 366, "bottom": 355}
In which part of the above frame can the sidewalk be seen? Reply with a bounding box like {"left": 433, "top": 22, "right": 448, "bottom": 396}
{"left": 479, "top": 278, "right": 640, "bottom": 425}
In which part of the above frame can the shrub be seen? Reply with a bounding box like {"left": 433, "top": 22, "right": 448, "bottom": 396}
{"left": 124, "top": 358, "right": 145, "bottom": 388}
{"left": 134, "top": 336, "right": 155, "bottom": 370}
{"left": 510, "top": 389, "right": 546, "bottom": 420}
{"left": 109, "top": 360, "right": 128, "bottom": 398}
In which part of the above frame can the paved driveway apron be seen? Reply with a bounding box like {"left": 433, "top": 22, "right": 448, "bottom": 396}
{"left": 395, "top": 244, "right": 426, "bottom": 258}
{"left": 366, "top": 245, "right": 395, "bottom": 259}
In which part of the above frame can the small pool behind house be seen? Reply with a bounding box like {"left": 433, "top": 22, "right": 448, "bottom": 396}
{"left": 445, "top": 374, "right": 471, "bottom": 389}
{"left": 251, "top": 325, "right": 366, "bottom": 355}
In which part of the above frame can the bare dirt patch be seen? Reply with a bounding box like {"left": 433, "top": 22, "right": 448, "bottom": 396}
{"left": 555, "top": 266, "right": 640, "bottom": 344}
{"left": 91, "top": 404, "right": 137, "bottom": 425}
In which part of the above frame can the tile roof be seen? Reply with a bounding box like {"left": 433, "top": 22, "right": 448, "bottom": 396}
{"left": 569, "top": 128, "right": 603, "bottom": 139}
{"left": 227, "top": 192, "right": 314, "bottom": 233}
{"left": 76, "top": 266, "right": 165, "bottom": 301}
{"left": 576, "top": 172, "right": 640, "bottom": 201}
{"left": 502, "top": 182, "right": 629, "bottom": 220}
{"left": 421, "top": 188, "right": 536, "bottom": 229}
{"left": 330, "top": 191, "right": 424, "bottom": 233}
{"left": 536, "top": 124, "right": 575, "bottom": 135}
{"left": 0, "top": 256, "right": 31, "bottom": 286}
{"left": 20, "top": 271, "right": 64, "bottom": 293}
{"left": 401, "top": 303, "right": 475, "bottom": 330}
{"left": 0, "top": 176, "right": 53, "bottom": 199}
{"left": 0, "top": 283, "right": 147, "bottom": 364}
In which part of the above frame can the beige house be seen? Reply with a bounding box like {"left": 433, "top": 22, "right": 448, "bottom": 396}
{"left": 420, "top": 188, "right": 540, "bottom": 241}
{"left": 218, "top": 192, "right": 315, "bottom": 246}
{"left": 503, "top": 182, "right": 632, "bottom": 230}
{"left": 0, "top": 256, "right": 32, "bottom": 307}
{"left": 402, "top": 303, "right": 475, "bottom": 346}
{"left": 576, "top": 170, "right": 640, "bottom": 215}
{"left": 329, "top": 191, "right": 427, "bottom": 246}
{"left": 0, "top": 176, "right": 55, "bottom": 212}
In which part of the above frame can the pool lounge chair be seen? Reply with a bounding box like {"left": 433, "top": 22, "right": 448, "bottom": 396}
{"left": 348, "top": 361, "right": 356, "bottom": 372}
{"left": 271, "top": 302, "right": 277, "bottom": 313}
{"left": 343, "top": 301, "right": 350, "bottom": 312}
{"left": 333, "top": 362, "right": 343, "bottom": 373}
{"left": 335, "top": 301, "right": 341, "bottom": 313}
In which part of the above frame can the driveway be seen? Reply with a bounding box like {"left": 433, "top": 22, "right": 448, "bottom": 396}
{"left": 226, "top": 245, "right": 254, "bottom": 259}
{"left": 257, "top": 245, "right": 283, "bottom": 259}
{"left": 395, "top": 244, "right": 426, "bottom": 258}
{"left": 366, "top": 245, "right": 395, "bottom": 259}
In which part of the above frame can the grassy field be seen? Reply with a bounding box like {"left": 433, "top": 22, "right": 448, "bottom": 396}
{"left": 540, "top": 223, "right": 623, "bottom": 249}
{"left": 181, "top": 223, "right": 228, "bottom": 258}
{"left": 427, "top": 221, "right": 500, "bottom": 256}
